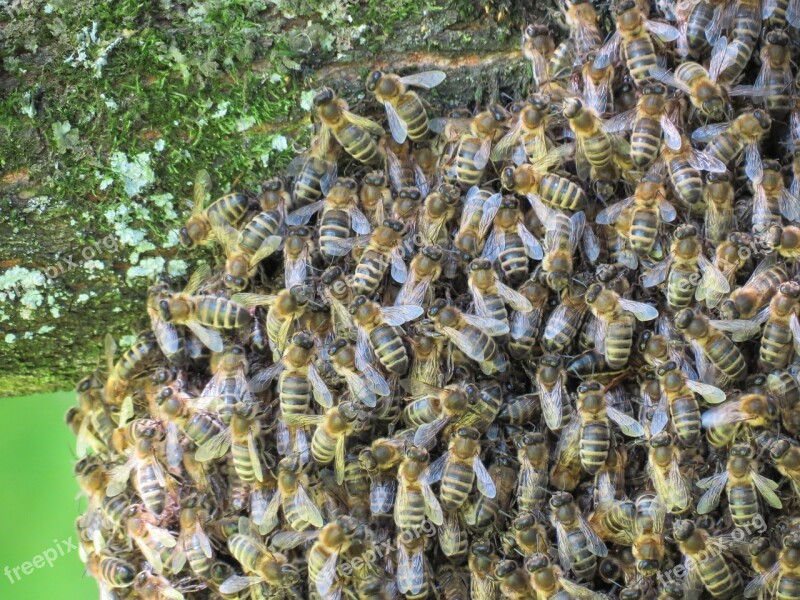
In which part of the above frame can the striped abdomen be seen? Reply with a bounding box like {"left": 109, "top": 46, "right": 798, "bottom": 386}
{"left": 440, "top": 460, "right": 475, "bottom": 511}
{"left": 320, "top": 208, "right": 351, "bottom": 258}
{"left": 686, "top": 1, "right": 715, "bottom": 55}
{"left": 719, "top": 37, "right": 756, "bottom": 83}
{"left": 185, "top": 411, "right": 225, "bottom": 447}
{"left": 498, "top": 231, "right": 529, "bottom": 281}
{"left": 455, "top": 136, "right": 488, "bottom": 186}
{"left": 760, "top": 321, "right": 793, "bottom": 371}
{"left": 630, "top": 116, "right": 662, "bottom": 168}
{"left": 116, "top": 339, "right": 160, "bottom": 380}
{"left": 580, "top": 420, "right": 610, "bottom": 474}
{"left": 232, "top": 438, "right": 258, "bottom": 482}
{"left": 240, "top": 211, "right": 282, "bottom": 254}
{"left": 567, "top": 528, "right": 598, "bottom": 581}
{"left": 629, "top": 205, "right": 658, "bottom": 253}
{"left": 353, "top": 249, "right": 389, "bottom": 295}
{"left": 697, "top": 554, "right": 743, "bottom": 598}
{"left": 604, "top": 316, "right": 634, "bottom": 368}
{"left": 670, "top": 394, "right": 701, "bottom": 445}
{"left": 196, "top": 296, "right": 251, "bottom": 329}
{"left": 478, "top": 292, "right": 509, "bottom": 327}
{"left": 668, "top": 157, "right": 703, "bottom": 205}
{"left": 728, "top": 483, "right": 760, "bottom": 527}
{"left": 283, "top": 490, "right": 315, "bottom": 531}
{"left": 705, "top": 334, "right": 747, "bottom": 380}
{"left": 623, "top": 35, "right": 658, "bottom": 84}
{"left": 207, "top": 193, "right": 249, "bottom": 228}
{"left": 311, "top": 427, "right": 337, "bottom": 464}
{"left": 667, "top": 265, "right": 699, "bottom": 311}
{"left": 228, "top": 535, "right": 260, "bottom": 573}
{"left": 752, "top": 192, "right": 782, "bottom": 233}
{"left": 186, "top": 531, "right": 213, "bottom": 577}
{"left": 777, "top": 573, "right": 800, "bottom": 600}
{"left": 538, "top": 173, "right": 586, "bottom": 211}
{"left": 517, "top": 469, "right": 548, "bottom": 512}
{"left": 334, "top": 122, "right": 380, "bottom": 164}
{"left": 370, "top": 324, "right": 409, "bottom": 375}
{"left": 705, "top": 132, "right": 742, "bottom": 166}
{"left": 542, "top": 306, "right": 585, "bottom": 353}
{"left": 98, "top": 555, "right": 135, "bottom": 587}
{"left": 102, "top": 492, "right": 132, "bottom": 528}
{"left": 278, "top": 372, "right": 311, "bottom": 415}
{"left": 395, "top": 483, "right": 426, "bottom": 529}
{"left": 403, "top": 397, "right": 439, "bottom": 428}
{"left": 549, "top": 40, "right": 575, "bottom": 79}
{"left": 582, "top": 132, "right": 613, "bottom": 170}
{"left": 396, "top": 94, "right": 429, "bottom": 140}
{"left": 216, "top": 378, "right": 241, "bottom": 425}
{"left": 293, "top": 157, "right": 329, "bottom": 207}
{"left": 136, "top": 463, "right": 165, "bottom": 515}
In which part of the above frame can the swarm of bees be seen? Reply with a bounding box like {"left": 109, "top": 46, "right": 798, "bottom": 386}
{"left": 70, "top": 1, "right": 800, "bottom": 596}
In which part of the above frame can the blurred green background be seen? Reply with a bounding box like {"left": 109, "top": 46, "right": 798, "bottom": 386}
{"left": 0, "top": 391, "right": 96, "bottom": 599}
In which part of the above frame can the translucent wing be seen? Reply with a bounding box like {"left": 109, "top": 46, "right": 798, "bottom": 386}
{"left": 751, "top": 472, "right": 782, "bottom": 508}
{"left": 708, "top": 319, "right": 761, "bottom": 342}
{"left": 645, "top": 19, "right": 680, "bottom": 41}
{"left": 592, "top": 32, "right": 620, "bottom": 70}
{"left": 478, "top": 193, "right": 503, "bottom": 235}
{"left": 472, "top": 135, "right": 492, "bottom": 171}
{"left": 184, "top": 263, "right": 211, "bottom": 295}
{"left": 569, "top": 211, "right": 586, "bottom": 253}
{"left": 607, "top": 405, "right": 645, "bottom": 437}
{"left": 248, "top": 360, "right": 284, "bottom": 394}
{"left": 308, "top": 364, "right": 333, "bottom": 409}
{"left": 518, "top": 223, "right": 544, "bottom": 260}
{"left": 697, "top": 254, "right": 731, "bottom": 301}
{"left": 250, "top": 235, "right": 282, "bottom": 265}
{"left": 316, "top": 549, "right": 341, "bottom": 597}
{"left": 473, "top": 455, "right": 497, "bottom": 498}
{"left": 744, "top": 561, "right": 780, "bottom": 599}
{"left": 602, "top": 108, "right": 636, "bottom": 133}
{"left": 380, "top": 304, "right": 424, "bottom": 326}
{"left": 579, "top": 515, "right": 608, "bottom": 556}
{"left": 667, "top": 455, "right": 690, "bottom": 510}
{"left": 651, "top": 391, "right": 669, "bottom": 434}
{"left": 370, "top": 477, "right": 397, "bottom": 515}
{"left": 708, "top": 36, "right": 729, "bottom": 80}
{"left": 247, "top": 429, "right": 263, "bottom": 482}
{"left": 701, "top": 401, "right": 749, "bottom": 429}
{"left": 286, "top": 200, "right": 324, "bottom": 226}
{"left": 184, "top": 320, "right": 223, "bottom": 352}
{"left": 390, "top": 248, "right": 408, "bottom": 284}
{"left": 491, "top": 121, "right": 525, "bottom": 162}
{"left": 295, "top": 484, "right": 325, "bottom": 528}
{"left": 540, "top": 378, "right": 564, "bottom": 431}
{"left": 421, "top": 483, "right": 443, "bottom": 525}
{"left": 642, "top": 257, "right": 671, "bottom": 287}
{"left": 220, "top": 576, "right": 264, "bottom": 595}
{"left": 596, "top": 196, "right": 634, "bottom": 225}
{"left": 342, "top": 110, "right": 385, "bottom": 136}
{"left": 657, "top": 197, "right": 677, "bottom": 222}
{"left": 414, "top": 416, "right": 450, "bottom": 448}
{"left": 496, "top": 280, "right": 534, "bottom": 312}
{"left": 399, "top": 70, "right": 447, "bottom": 89}
{"left": 618, "top": 298, "right": 659, "bottom": 321}
{"left": 350, "top": 207, "right": 372, "bottom": 235}
{"left": 559, "top": 578, "right": 607, "bottom": 600}
{"left": 385, "top": 101, "right": 408, "bottom": 144}
{"left": 689, "top": 148, "right": 727, "bottom": 173}
{"left": 660, "top": 115, "right": 682, "bottom": 151}
{"left": 744, "top": 143, "right": 763, "bottom": 184}
{"left": 651, "top": 66, "right": 692, "bottom": 95}
{"left": 423, "top": 453, "right": 447, "bottom": 484}
{"left": 555, "top": 521, "right": 574, "bottom": 570}
{"left": 696, "top": 471, "right": 728, "bottom": 513}
{"left": 196, "top": 429, "right": 232, "bottom": 462}
{"left": 686, "top": 379, "right": 726, "bottom": 404}
{"left": 166, "top": 422, "right": 183, "bottom": 470}
{"left": 779, "top": 188, "right": 800, "bottom": 222}
{"left": 460, "top": 313, "right": 510, "bottom": 336}
{"left": 691, "top": 122, "right": 731, "bottom": 143}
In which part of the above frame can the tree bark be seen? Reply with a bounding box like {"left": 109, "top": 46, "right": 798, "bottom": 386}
{"left": 0, "top": 0, "right": 541, "bottom": 396}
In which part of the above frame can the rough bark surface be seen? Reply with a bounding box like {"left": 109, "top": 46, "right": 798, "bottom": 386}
{"left": 0, "top": 0, "right": 543, "bottom": 396}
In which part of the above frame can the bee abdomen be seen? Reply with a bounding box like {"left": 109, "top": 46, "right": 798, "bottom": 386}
{"left": 667, "top": 267, "right": 698, "bottom": 311}
{"left": 671, "top": 395, "right": 701, "bottom": 445}
{"left": 208, "top": 193, "right": 249, "bottom": 227}
{"left": 604, "top": 318, "right": 634, "bottom": 368}
{"left": 698, "top": 554, "right": 742, "bottom": 598}
{"left": 312, "top": 428, "right": 336, "bottom": 464}
{"left": 136, "top": 464, "right": 166, "bottom": 515}
{"left": 706, "top": 337, "right": 747, "bottom": 380}
{"left": 629, "top": 207, "right": 658, "bottom": 253}
{"left": 320, "top": 209, "right": 352, "bottom": 257}
{"left": 232, "top": 442, "right": 257, "bottom": 482}
{"left": 337, "top": 123, "right": 379, "bottom": 164}
{"left": 728, "top": 484, "right": 759, "bottom": 527}
{"left": 759, "top": 323, "right": 793, "bottom": 371}
{"left": 631, "top": 118, "right": 661, "bottom": 168}
{"left": 371, "top": 324, "right": 409, "bottom": 375}
{"left": 398, "top": 95, "right": 429, "bottom": 140}
{"left": 455, "top": 136, "right": 488, "bottom": 186}
{"left": 278, "top": 373, "right": 312, "bottom": 415}
{"left": 539, "top": 174, "right": 587, "bottom": 211}
{"left": 283, "top": 497, "right": 314, "bottom": 531}
{"left": 240, "top": 211, "right": 282, "bottom": 253}
{"left": 395, "top": 486, "right": 426, "bottom": 529}
{"left": 228, "top": 535, "right": 260, "bottom": 572}
{"left": 441, "top": 463, "right": 474, "bottom": 511}
{"left": 624, "top": 36, "right": 658, "bottom": 84}
{"left": 353, "top": 250, "right": 390, "bottom": 295}
{"left": 568, "top": 530, "right": 598, "bottom": 581}
{"left": 580, "top": 421, "right": 610, "bottom": 474}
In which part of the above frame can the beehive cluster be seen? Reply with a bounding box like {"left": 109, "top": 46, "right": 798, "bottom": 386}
{"left": 70, "top": 1, "right": 800, "bottom": 597}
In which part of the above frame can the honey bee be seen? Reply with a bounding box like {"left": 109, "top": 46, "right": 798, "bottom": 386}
{"left": 313, "top": 87, "right": 384, "bottom": 164}
{"left": 529, "top": 194, "right": 589, "bottom": 291}
{"left": 84, "top": 551, "right": 136, "bottom": 593}
{"left": 562, "top": 97, "right": 620, "bottom": 195}
{"left": 481, "top": 196, "right": 544, "bottom": 283}
{"left": 702, "top": 390, "right": 779, "bottom": 447}
{"left": 677, "top": 0, "right": 727, "bottom": 57}
{"left": 721, "top": 254, "right": 789, "bottom": 320}
{"left": 328, "top": 338, "right": 389, "bottom": 407}
{"left": 179, "top": 170, "right": 249, "bottom": 249}
{"left": 659, "top": 132, "right": 728, "bottom": 207}
{"left": 359, "top": 170, "right": 392, "bottom": 227}
{"left": 424, "top": 426, "right": 496, "bottom": 512}
{"left": 530, "top": 553, "right": 610, "bottom": 599}
{"left": 133, "top": 570, "right": 187, "bottom": 600}
{"left": 466, "top": 258, "right": 533, "bottom": 329}
{"left": 585, "top": 283, "right": 658, "bottom": 369}
{"left": 195, "top": 402, "right": 264, "bottom": 485}
{"left": 550, "top": 491, "right": 608, "bottom": 581}
{"left": 453, "top": 187, "right": 502, "bottom": 262}
{"left": 494, "top": 559, "right": 536, "bottom": 600}
{"left": 630, "top": 494, "right": 667, "bottom": 577}
{"left": 260, "top": 454, "right": 324, "bottom": 532}
{"left": 698, "top": 443, "right": 782, "bottom": 528}
{"left": 674, "top": 308, "right": 748, "bottom": 384}
{"left": 730, "top": 30, "right": 794, "bottom": 116}
{"left": 717, "top": 0, "right": 761, "bottom": 84}
{"left": 653, "top": 360, "right": 725, "bottom": 446}
{"left": 286, "top": 137, "right": 339, "bottom": 209}
{"left": 653, "top": 36, "right": 729, "bottom": 120}
{"left": 744, "top": 533, "right": 800, "bottom": 599}
{"left": 396, "top": 530, "right": 431, "bottom": 599}
{"left": 104, "top": 332, "right": 163, "bottom": 406}
{"left": 522, "top": 24, "right": 574, "bottom": 92}
{"left": 220, "top": 517, "right": 299, "bottom": 595}
{"left": 418, "top": 183, "right": 461, "bottom": 247}
{"left": 366, "top": 70, "right": 446, "bottom": 144}
{"left": 509, "top": 278, "right": 550, "bottom": 360}
{"left": 159, "top": 265, "right": 250, "bottom": 353}
{"left": 673, "top": 520, "right": 744, "bottom": 599}
{"left": 514, "top": 432, "right": 550, "bottom": 514}
{"left": 560, "top": 0, "right": 604, "bottom": 56}
{"left": 216, "top": 220, "right": 283, "bottom": 293}
{"left": 125, "top": 505, "right": 177, "bottom": 574}
{"left": 171, "top": 495, "right": 214, "bottom": 578}
{"left": 542, "top": 280, "right": 589, "bottom": 354}
{"left": 286, "top": 177, "right": 371, "bottom": 259}
{"left": 702, "top": 171, "right": 737, "bottom": 244}
{"left": 492, "top": 95, "right": 555, "bottom": 164}
{"left": 346, "top": 218, "right": 407, "bottom": 296}
{"left": 464, "top": 453, "right": 517, "bottom": 531}
{"left": 501, "top": 148, "right": 588, "bottom": 212}
{"left": 426, "top": 299, "right": 510, "bottom": 375}
{"left": 692, "top": 109, "right": 771, "bottom": 184}
{"left": 395, "top": 245, "right": 444, "bottom": 307}
{"left": 468, "top": 540, "right": 500, "bottom": 600}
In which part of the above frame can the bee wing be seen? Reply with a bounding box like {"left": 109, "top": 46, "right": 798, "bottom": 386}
{"left": 399, "top": 70, "right": 446, "bottom": 89}
{"left": 558, "top": 578, "right": 607, "bottom": 600}
{"left": 779, "top": 188, "right": 800, "bottom": 222}
{"left": 106, "top": 457, "right": 135, "bottom": 497}
{"left": 555, "top": 521, "right": 575, "bottom": 570}
{"left": 414, "top": 416, "right": 450, "bottom": 448}
{"left": 152, "top": 318, "right": 182, "bottom": 359}
{"left": 286, "top": 200, "right": 324, "bottom": 226}
{"left": 379, "top": 304, "right": 425, "bottom": 326}
{"left": 596, "top": 196, "right": 634, "bottom": 225}
{"left": 651, "top": 66, "right": 692, "bottom": 95}
{"left": 171, "top": 539, "right": 187, "bottom": 574}
{"left": 220, "top": 576, "right": 264, "bottom": 595}
{"left": 686, "top": 379, "right": 726, "bottom": 404}
{"left": 788, "top": 0, "right": 800, "bottom": 26}
{"left": 481, "top": 229, "right": 503, "bottom": 263}
{"left": 540, "top": 378, "right": 564, "bottom": 431}
{"left": 689, "top": 148, "right": 727, "bottom": 173}
{"left": 701, "top": 399, "right": 749, "bottom": 429}
{"left": 362, "top": 362, "right": 391, "bottom": 399}
{"left": 592, "top": 31, "right": 620, "bottom": 70}
{"left": 193, "top": 169, "right": 212, "bottom": 212}
{"left": 370, "top": 477, "right": 397, "bottom": 515}
{"left": 390, "top": 247, "right": 409, "bottom": 284}
{"left": 145, "top": 522, "right": 177, "bottom": 548}
{"left": 642, "top": 257, "right": 672, "bottom": 288}
{"left": 607, "top": 405, "right": 645, "bottom": 437}
{"left": 138, "top": 540, "right": 164, "bottom": 574}
{"left": 644, "top": 19, "right": 680, "bottom": 41}
{"left": 343, "top": 368, "right": 377, "bottom": 407}
{"left": 751, "top": 471, "right": 783, "bottom": 508}
{"left": 696, "top": 471, "right": 728, "bottom": 513}
{"left": 651, "top": 390, "right": 670, "bottom": 434}
{"left": 459, "top": 313, "right": 510, "bottom": 336}
{"left": 602, "top": 108, "right": 636, "bottom": 134}
{"left": 618, "top": 298, "right": 659, "bottom": 321}
{"left": 195, "top": 429, "right": 232, "bottom": 462}
{"left": 660, "top": 115, "right": 682, "bottom": 151}
{"left": 708, "top": 318, "right": 761, "bottom": 342}
{"left": 657, "top": 197, "right": 677, "bottom": 223}
{"left": 496, "top": 280, "right": 534, "bottom": 312}
{"left": 342, "top": 109, "right": 384, "bottom": 137}
{"left": 697, "top": 254, "right": 731, "bottom": 301}
{"left": 791, "top": 313, "right": 800, "bottom": 354}
{"left": 744, "top": 143, "right": 763, "bottom": 184}
{"left": 473, "top": 454, "right": 496, "bottom": 498}
{"left": 579, "top": 515, "right": 608, "bottom": 556}
{"left": 745, "top": 562, "right": 781, "bottom": 598}
{"left": 384, "top": 101, "right": 408, "bottom": 144}
{"left": 529, "top": 192, "right": 557, "bottom": 234}
{"left": 423, "top": 453, "right": 447, "bottom": 484}
{"left": 306, "top": 363, "right": 333, "bottom": 409}
{"left": 584, "top": 76, "right": 609, "bottom": 116}
{"left": 166, "top": 422, "right": 183, "bottom": 471}
{"left": 184, "top": 263, "right": 211, "bottom": 295}
{"left": 478, "top": 193, "right": 503, "bottom": 236}
{"left": 295, "top": 483, "right": 325, "bottom": 527}
{"left": 691, "top": 123, "right": 731, "bottom": 144}
{"left": 491, "top": 120, "right": 525, "bottom": 162}
{"left": 396, "top": 543, "right": 424, "bottom": 594}
{"left": 667, "top": 455, "right": 690, "bottom": 510}
{"left": 249, "top": 235, "right": 282, "bottom": 266}
{"left": 118, "top": 395, "right": 135, "bottom": 427}
{"left": 569, "top": 211, "right": 586, "bottom": 253}
{"left": 249, "top": 360, "right": 285, "bottom": 393}
{"left": 334, "top": 435, "right": 347, "bottom": 486}
{"left": 315, "top": 549, "right": 341, "bottom": 597}
{"left": 517, "top": 222, "right": 544, "bottom": 260}
{"left": 162, "top": 589, "right": 184, "bottom": 600}
{"left": 184, "top": 320, "right": 224, "bottom": 353}
{"left": 421, "top": 482, "right": 444, "bottom": 525}
{"left": 554, "top": 415, "right": 581, "bottom": 458}
{"left": 247, "top": 429, "right": 263, "bottom": 483}
{"left": 708, "top": 36, "right": 728, "bottom": 81}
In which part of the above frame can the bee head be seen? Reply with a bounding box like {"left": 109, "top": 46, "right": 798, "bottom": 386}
{"left": 313, "top": 87, "right": 335, "bottom": 106}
